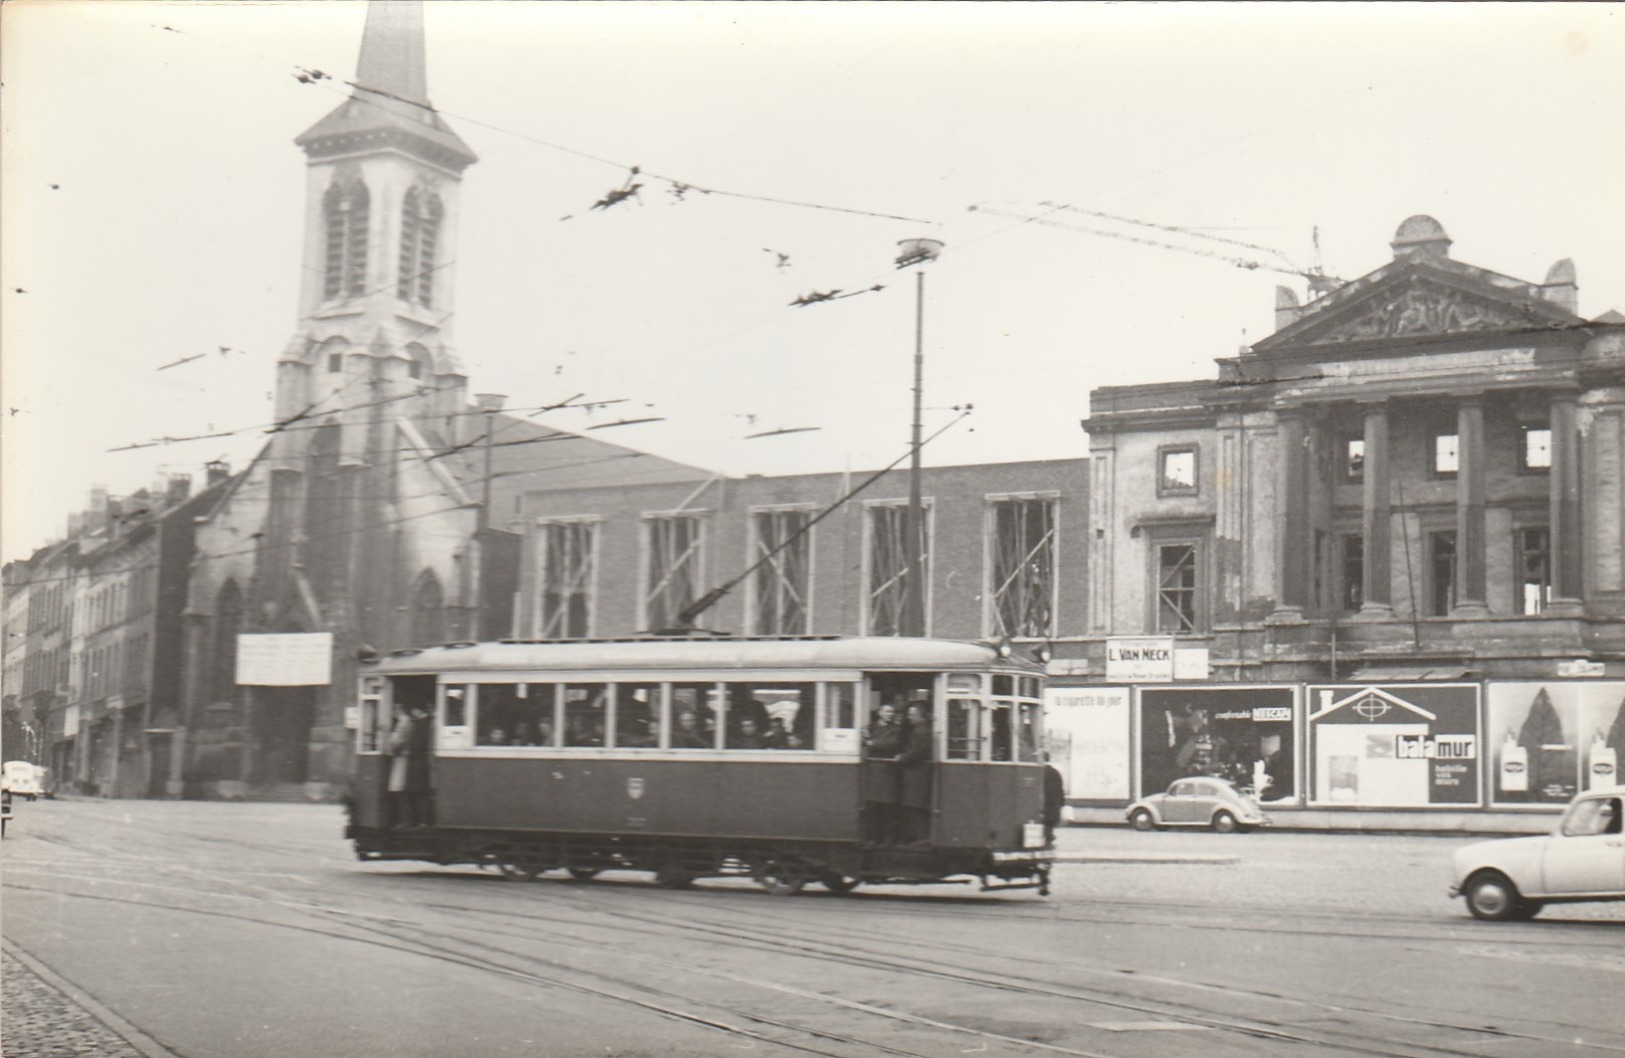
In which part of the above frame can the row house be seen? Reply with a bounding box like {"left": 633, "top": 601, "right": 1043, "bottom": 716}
{"left": 2, "top": 561, "right": 38, "bottom": 763}
{"left": 1085, "top": 216, "right": 1625, "bottom": 682}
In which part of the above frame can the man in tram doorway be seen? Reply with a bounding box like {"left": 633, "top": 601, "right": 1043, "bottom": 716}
{"left": 897, "top": 703, "right": 935, "bottom": 845}
{"left": 862, "top": 701, "right": 904, "bottom": 845}
{"left": 387, "top": 705, "right": 433, "bottom": 828}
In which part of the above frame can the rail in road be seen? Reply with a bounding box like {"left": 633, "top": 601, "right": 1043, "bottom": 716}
{"left": 4, "top": 800, "right": 1622, "bottom": 1058}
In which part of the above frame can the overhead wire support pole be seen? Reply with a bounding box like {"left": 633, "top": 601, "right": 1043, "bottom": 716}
{"left": 895, "top": 238, "right": 943, "bottom": 639}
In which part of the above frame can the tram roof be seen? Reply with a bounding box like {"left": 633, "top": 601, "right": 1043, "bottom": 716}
{"left": 365, "top": 636, "right": 1045, "bottom": 675}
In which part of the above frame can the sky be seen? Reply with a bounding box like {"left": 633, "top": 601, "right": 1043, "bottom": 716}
{"left": 3, "top": 1, "right": 1622, "bottom": 564}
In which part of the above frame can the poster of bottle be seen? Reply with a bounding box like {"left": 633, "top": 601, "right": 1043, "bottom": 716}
{"left": 1043, "top": 687, "right": 1131, "bottom": 803}
{"left": 1137, "top": 686, "right": 1298, "bottom": 803}
{"left": 1485, "top": 682, "right": 1625, "bottom": 806}
{"left": 1306, "top": 684, "right": 1480, "bottom": 807}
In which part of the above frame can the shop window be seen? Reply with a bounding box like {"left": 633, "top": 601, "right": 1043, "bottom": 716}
{"left": 1432, "top": 431, "right": 1459, "bottom": 479}
{"left": 1517, "top": 526, "right": 1551, "bottom": 615}
{"left": 1428, "top": 530, "right": 1457, "bottom": 616}
{"left": 1521, "top": 425, "right": 1552, "bottom": 473}
{"left": 749, "top": 508, "right": 811, "bottom": 635}
{"left": 988, "top": 496, "right": 1057, "bottom": 638}
{"left": 1157, "top": 446, "right": 1199, "bottom": 497}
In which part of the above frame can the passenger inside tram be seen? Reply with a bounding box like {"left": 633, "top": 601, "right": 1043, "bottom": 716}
{"left": 671, "top": 710, "right": 710, "bottom": 749}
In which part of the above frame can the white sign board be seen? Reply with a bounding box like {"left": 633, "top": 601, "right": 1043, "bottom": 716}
{"left": 236, "top": 633, "right": 334, "bottom": 687}
{"left": 1043, "top": 687, "right": 1132, "bottom": 801}
{"left": 1557, "top": 659, "right": 1606, "bottom": 678}
{"left": 1105, "top": 636, "right": 1176, "bottom": 682}
{"left": 1173, "top": 647, "right": 1210, "bottom": 680}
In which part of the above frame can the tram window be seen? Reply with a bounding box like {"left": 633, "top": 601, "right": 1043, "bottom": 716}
{"left": 670, "top": 683, "right": 719, "bottom": 749}
{"left": 475, "top": 684, "right": 553, "bottom": 746}
{"left": 723, "top": 684, "right": 814, "bottom": 749}
{"left": 821, "top": 682, "right": 859, "bottom": 751}
{"left": 563, "top": 684, "right": 609, "bottom": 747}
{"left": 1020, "top": 676, "right": 1041, "bottom": 699}
{"left": 946, "top": 698, "right": 983, "bottom": 760}
{"left": 614, "top": 684, "right": 661, "bottom": 748}
{"left": 992, "top": 674, "right": 1015, "bottom": 697}
{"left": 989, "top": 703, "right": 1014, "bottom": 762}
{"left": 1015, "top": 702, "right": 1041, "bottom": 762}
{"left": 443, "top": 686, "right": 468, "bottom": 728}
{"left": 358, "top": 676, "right": 385, "bottom": 753}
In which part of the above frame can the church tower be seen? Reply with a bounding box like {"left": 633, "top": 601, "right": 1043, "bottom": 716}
{"left": 275, "top": 0, "right": 478, "bottom": 452}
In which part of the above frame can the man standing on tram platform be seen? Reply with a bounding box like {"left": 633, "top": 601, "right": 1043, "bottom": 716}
{"left": 897, "top": 703, "right": 935, "bottom": 845}
{"left": 387, "top": 705, "right": 433, "bottom": 827}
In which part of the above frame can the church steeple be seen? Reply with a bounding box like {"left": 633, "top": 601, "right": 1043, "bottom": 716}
{"left": 356, "top": 0, "right": 429, "bottom": 105}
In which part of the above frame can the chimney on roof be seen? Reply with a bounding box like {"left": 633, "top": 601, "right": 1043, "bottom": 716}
{"left": 1539, "top": 259, "right": 1578, "bottom": 315}
{"left": 166, "top": 474, "right": 192, "bottom": 506}
{"left": 205, "top": 460, "right": 231, "bottom": 487}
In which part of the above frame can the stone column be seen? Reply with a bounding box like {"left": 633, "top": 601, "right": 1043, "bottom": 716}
{"left": 1452, "top": 397, "right": 1488, "bottom": 615}
{"left": 1271, "top": 410, "right": 1311, "bottom": 620}
{"left": 1357, "top": 402, "right": 1393, "bottom": 618}
{"left": 1549, "top": 396, "right": 1584, "bottom": 612}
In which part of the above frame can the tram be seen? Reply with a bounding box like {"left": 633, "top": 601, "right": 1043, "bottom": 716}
{"left": 345, "top": 635, "right": 1054, "bottom": 895}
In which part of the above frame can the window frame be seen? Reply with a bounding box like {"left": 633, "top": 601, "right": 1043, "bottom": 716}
{"left": 1156, "top": 445, "right": 1200, "bottom": 498}
{"left": 640, "top": 510, "right": 706, "bottom": 633}
{"left": 1519, "top": 424, "right": 1553, "bottom": 475}
{"left": 532, "top": 517, "right": 599, "bottom": 639}
{"left": 1430, "top": 430, "right": 1460, "bottom": 480}
{"left": 1515, "top": 524, "right": 1552, "bottom": 615}
{"left": 983, "top": 492, "right": 1060, "bottom": 640}
{"left": 1427, "top": 529, "right": 1457, "bottom": 616}
{"left": 1141, "top": 524, "right": 1209, "bottom": 635}
{"left": 746, "top": 505, "right": 815, "bottom": 636}
{"left": 862, "top": 498, "right": 935, "bottom": 637}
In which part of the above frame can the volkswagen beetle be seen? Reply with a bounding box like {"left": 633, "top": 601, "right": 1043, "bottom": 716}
{"left": 1125, "top": 776, "right": 1270, "bottom": 833}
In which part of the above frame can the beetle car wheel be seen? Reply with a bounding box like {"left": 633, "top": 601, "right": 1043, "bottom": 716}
{"left": 1211, "top": 810, "right": 1238, "bottom": 834}
{"left": 1464, "top": 871, "right": 1525, "bottom": 921}
{"left": 820, "top": 872, "right": 859, "bottom": 894}
{"left": 1130, "top": 809, "right": 1157, "bottom": 832}
{"left": 567, "top": 867, "right": 601, "bottom": 882}
{"left": 755, "top": 861, "right": 808, "bottom": 896}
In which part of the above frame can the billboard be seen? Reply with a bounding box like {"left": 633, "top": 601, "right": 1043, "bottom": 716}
{"left": 1306, "top": 684, "right": 1480, "bottom": 807}
{"left": 1485, "top": 682, "right": 1625, "bottom": 806}
{"left": 1137, "top": 686, "right": 1298, "bottom": 803}
{"left": 236, "top": 633, "right": 334, "bottom": 687}
{"left": 1044, "top": 687, "right": 1131, "bottom": 802}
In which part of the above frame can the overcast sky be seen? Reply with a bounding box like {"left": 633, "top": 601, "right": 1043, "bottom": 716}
{"left": 4, "top": 1, "right": 1622, "bottom": 563}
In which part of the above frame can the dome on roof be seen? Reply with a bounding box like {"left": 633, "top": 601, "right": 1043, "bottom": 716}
{"left": 1390, "top": 215, "right": 1452, "bottom": 260}
{"left": 1545, "top": 258, "right": 1576, "bottom": 285}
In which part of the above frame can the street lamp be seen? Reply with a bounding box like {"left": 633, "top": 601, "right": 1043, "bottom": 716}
{"left": 894, "top": 238, "right": 943, "bottom": 638}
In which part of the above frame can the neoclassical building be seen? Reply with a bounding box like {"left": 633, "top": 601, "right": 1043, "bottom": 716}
{"left": 1085, "top": 216, "right": 1625, "bottom": 683}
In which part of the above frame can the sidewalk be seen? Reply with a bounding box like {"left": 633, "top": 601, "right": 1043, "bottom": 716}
{"left": 1, "top": 944, "right": 171, "bottom": 1058}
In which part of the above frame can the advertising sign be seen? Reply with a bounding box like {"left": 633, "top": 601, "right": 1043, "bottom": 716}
{"left": 1105, "top": 637, "right": 1175, "bottom": 682}
{"left": 236, "top": 633, "right": 334, "bottom": 687}
{"left": 1486, "top": 682, "right": 1625, "bottom": 806}
{"left": 1138, "top": 686, "right": 1298, "bottom": 803}
{"left": 1306, "top": 684, "right": 1480, "bottom": 806}
{"left": 1044, "top": 687, "right": 1131, "bottom": 802}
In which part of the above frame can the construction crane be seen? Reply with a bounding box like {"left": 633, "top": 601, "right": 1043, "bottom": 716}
{"left": 969, "top": 202, "right": 1343, "bottom": 293}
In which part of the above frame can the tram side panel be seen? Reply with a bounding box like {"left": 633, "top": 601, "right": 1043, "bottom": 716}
{"left": 431, "top": 757, "right": 863, "bottom": 843}
{"left": 352, "top": 754, "right": 391, "bottom": 828}
{"left": 935, "top": 763, "right": 1045, "bottom": 849}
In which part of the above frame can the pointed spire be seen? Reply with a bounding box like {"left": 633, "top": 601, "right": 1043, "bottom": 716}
{"left": 295, "top": 0, "right": 476, "bottom": 171}
{"left": 355, "top": 0, "right": 428, "bottom": 105}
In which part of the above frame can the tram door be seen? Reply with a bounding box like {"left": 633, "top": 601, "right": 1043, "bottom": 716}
{"left": 865, "top": 674, "right": 939, "bottom": 845}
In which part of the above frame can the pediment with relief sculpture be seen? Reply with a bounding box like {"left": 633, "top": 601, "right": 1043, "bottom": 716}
{"left": 1308, "top": 278, "right": 1540, "bottom": 344}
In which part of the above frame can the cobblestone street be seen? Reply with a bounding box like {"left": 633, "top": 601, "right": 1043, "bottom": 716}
{"left": 2, "top": 948, "right": 149, "bottom": 1058}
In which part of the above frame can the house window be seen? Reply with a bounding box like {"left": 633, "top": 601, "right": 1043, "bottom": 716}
{"left": 1155, "top": 542, "right": 1200, "bottom": 634}
{"left": 867, "top": 503, "right": 931, "bottom": 637}
{"left": 327, "top": 353, "right": 343, "bottom": 373}
{"left": 536, "top": 520, "right": 595, "bottom": 638}
{"left": 322, "top": 177, "right": 370, "bottom": 300}
{"left": 397, "top": 186, "right": 443, "bottom": 307}
{"left": 1344, "top": 438, "right": 1365, "bottom": 483}
{"left": 749, "top": 509, "right": 811, "bottom": 635}
{"left": 644, "top": 514, "right": 703, "bottom": 632}
{"left": 988, "top": 497, "right": 1057, "bottom": 638}
{"left": 1432, "top": 432, "right": 1459, "bottom": 478}
{"left": 1517, "top": 526, "right": 1551, "bottom": 615}
{"left": 1340, "top": 533, "right": 1364, "bottom": 612}
{"left": 408, "top": 570, "right": 445, "bottom": 646}
{"left": 1428, "top": 530, "right": 1457, "bottom": 616}
{"left": 1521, "top": 426, "right": 1552, "bottom": 472}
{"left": 1158, "top": 446, "right": 1199, "bottom": 497}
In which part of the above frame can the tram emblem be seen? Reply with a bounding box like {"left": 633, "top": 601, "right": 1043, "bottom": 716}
{"left": 627, "top": 777, "right": 645, "bottom": 800}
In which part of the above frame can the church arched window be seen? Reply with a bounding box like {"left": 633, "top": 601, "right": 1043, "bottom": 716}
{"left": 322, "top": 178, "right": 370, "bottom": 300}
{"left": 404, "top": 342, "right": 432, "bottom": 381}
{"left": 409, "top": 569, "right": 446, "bottom": 646}
{"left": 397, "top": 187, "right": 444, "bottom": 308}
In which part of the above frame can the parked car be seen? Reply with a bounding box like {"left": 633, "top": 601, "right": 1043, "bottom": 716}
{"left": 1126, "top": 776, "right": 1270, "bottom": 833}
{"left": 1, "top": 761, "right": 42, "bottom": 802}
{"left": 1450, "top": 785, "right": 1625, "bottom": 921}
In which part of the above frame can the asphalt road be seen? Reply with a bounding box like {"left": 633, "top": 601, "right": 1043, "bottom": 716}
{"left": 3, "top": 798, "right": 1621, "bottom": 1058}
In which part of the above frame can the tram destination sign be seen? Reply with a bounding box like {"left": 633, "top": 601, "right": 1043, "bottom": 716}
{"left": 1105, "top": 636, "right": 1176, "bottom": 682}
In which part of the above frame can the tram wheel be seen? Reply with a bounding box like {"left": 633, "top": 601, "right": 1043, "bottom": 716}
{"left": 499, "top": 862, "right": 540, "bottom": 882}
{"left": 755, "top": 861, "right": 808, "bottom": 896}
{"left": 567, "top": 867, "right": 602, "bottom": 882}
{"left": 819, "top": 872, "right": 859, "bottom": 895}
{"left": 655, "top": 865, "right": 696, "bottom": 890}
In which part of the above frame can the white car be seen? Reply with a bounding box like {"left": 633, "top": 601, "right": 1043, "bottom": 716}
{"left": 1126, "top": 776, "right": 1270, "bottom": 833}
{"left": 1450, "top": 785, "right": 1625, "bottom": 920}
{"left": 1, "top": 761, "right": 42, "bottom": 802}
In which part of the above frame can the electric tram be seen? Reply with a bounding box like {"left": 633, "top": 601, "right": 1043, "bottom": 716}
{"left": 345, "top": 635, "right": 1053, "bottom": 895}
